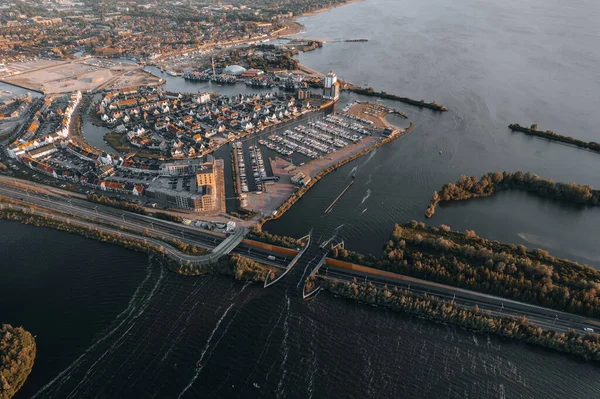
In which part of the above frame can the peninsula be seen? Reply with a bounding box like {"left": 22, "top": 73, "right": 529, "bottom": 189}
{"left": 0, "top": 324, "right": 36, "bottom": 399}
{"left": 425, "top": 171, "right": 599, "bottom": 218}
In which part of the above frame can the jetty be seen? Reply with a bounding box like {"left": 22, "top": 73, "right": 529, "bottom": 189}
{"left": 324, "top": 180, "right": 354, "bottom": 214}
{"left": 343, "top": 86, "right": 448, "bottom": 112}
{"left": 509, "top": 123, "right": 600, "bottom": 154}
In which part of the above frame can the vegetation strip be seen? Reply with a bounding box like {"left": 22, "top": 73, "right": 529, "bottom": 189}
{"left": 316, "top": 277, "right": 600, "bottom": 362}
{"left": 0, "top": 324, "right": 36, "bottom": 399}
{"left": 509, "top": 123, "right": 600, "bottom": 153}
{"left": 332, "top": 221, "right": 600, "bottom": 317}
{"left": 425, "top": 171, "right": 599, "bottom": 218}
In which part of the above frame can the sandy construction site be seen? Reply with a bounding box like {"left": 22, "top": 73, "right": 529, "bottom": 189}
{"left": 1, "top": 58, "right": 162, "bottom": 94}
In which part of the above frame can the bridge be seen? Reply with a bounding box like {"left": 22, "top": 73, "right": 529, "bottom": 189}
{"left": 302, "top": 252, "right": 328, "bottom": 299}
{"left": 264, "top": 229, "right": 312, "bottom": 288}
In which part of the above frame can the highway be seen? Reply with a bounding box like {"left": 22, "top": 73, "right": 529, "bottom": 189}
{"left": 280, "top": 233, "right": 600, "bottom": 334}
{"left": 4, "top": 176, "right": 598, "bottom": 335}
{"left": 319, "top": 265, "right": 600, "bottom": 334}
{"left": 0, "top": 177, "right": 291, "bottom": 267}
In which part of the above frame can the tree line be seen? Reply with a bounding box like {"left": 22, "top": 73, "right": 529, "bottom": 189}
{"left": 372, "top": 221, "right": 600, "bottom": 317}
{"left": 318, "top": 277, "right": 600, "bottom": 362}
{"left": 509, "top": 123, "right": 600, "bottom": 153}
{"left": 425, "top": 171, "right": 599, "bottom": 218}
{"left": 248, "top": 225, "right": 303, "bottom": 249}
{"left": 87, "top": 193, "right": 183, "bottom": 223}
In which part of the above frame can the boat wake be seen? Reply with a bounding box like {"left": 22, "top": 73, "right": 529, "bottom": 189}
{"left": 297, "top": 256, "right": 317, "bottom": 288}
{"left": 251, "top": 292, "right": 290, "bottom": 385}
{"left": 360, "top": 148, "right": 377, "bottom": 168}
{"left": 177, "top": 303, "right": 237, "bottom": 398}
{"left": 348, "top": 166, "right": 358, "bottom": 178}
{"left": 275, "top": 296, "right": 292, "bottom": 398}
{"left": 361, "top": 189, "right": 371, "bottom": 205}
{"left": 32, "top": 259, "right": 165, "bottom": 399}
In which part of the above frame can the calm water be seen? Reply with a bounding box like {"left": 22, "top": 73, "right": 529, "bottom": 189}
{"left": 3, "top": 0, "right": 600, "bottom": 397}
{"left": 265, "top": 0, "right": 600, "bottom": 266}
{"left": 2, "top": 221, "right": 600, "bottom": 399}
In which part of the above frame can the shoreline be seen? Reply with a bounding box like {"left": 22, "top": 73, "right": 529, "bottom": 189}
{"left": 0, "top": 324, "right": 36, "bottom": 399}
{"left": 0, "top": 204, "right": 272, "bottom": 281}
{"left": 277, "top": 0, "right": 365, "bottom": 38}
{"left": 0, "top": 80, "right": 45, "bottom": 95}
{"left": 316, "top": 277, "right": 600, "bottom": 364}
{"left": 298, "top": 0, "right": 365, "bottom": 18}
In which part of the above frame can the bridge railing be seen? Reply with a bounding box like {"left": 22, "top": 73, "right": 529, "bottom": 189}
{"left": 264, "top": 230, "right": 311, "bottom": 288}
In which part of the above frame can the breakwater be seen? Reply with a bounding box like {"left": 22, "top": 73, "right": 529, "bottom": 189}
{"left": 509, "top": 123, "right": 600, "bottom": 153}
{"left": 324, "top": 180, "right": 354, "bottom": 213}
{"left": 343, "top": 86, "right": 448, "bottom": 112}
{"left": 259, "top": 122, "right": 414, "bottom": 228}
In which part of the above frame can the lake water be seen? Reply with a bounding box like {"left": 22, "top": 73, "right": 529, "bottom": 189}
{"left": 265, "top": 0, "right": 600, "bottom": 267}
{"left": 2, "top": 221, "right": 600, "bottom": 399}
{"left": 3, "top": 0, "right": 600, "bottom": 397}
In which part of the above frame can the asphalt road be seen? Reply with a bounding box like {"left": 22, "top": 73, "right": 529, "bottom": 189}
{"left": 4, "top": 176, "right": 597, "bottom": 335}
{"left": 320, "top": 265, "right": 600, "bottom": 334}
{"left": 0, "top": 178, "right": 290, "bottom": 267}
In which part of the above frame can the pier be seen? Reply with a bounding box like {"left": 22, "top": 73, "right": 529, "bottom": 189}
{"left": 324, "top": 180, "right": 354, "bottom": 214}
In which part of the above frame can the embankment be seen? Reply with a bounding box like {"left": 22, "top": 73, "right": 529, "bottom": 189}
{"left": 0, "top": 324, "right": 36, "bottom": 399}
{"left": 317, "top": 277, "right": 600, "bottom": 363}
{"left": 258, "top": 123, "right": 414, "bottom": 228}
{"left": 0, "top": 206, "right": 271, "bottom": 280}
{"left": 425, "top": 171, "right": 600, "bottom": 218}
{"left": 509, "top": 123, "right": 600, "bottom": 153}
{"left": 342, "top": 221, "right": 600, "bottom": 317}
{"left": 343, "top": 87, "right": 447, "bottom": 112}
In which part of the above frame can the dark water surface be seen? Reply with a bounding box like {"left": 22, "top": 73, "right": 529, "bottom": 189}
{"left": 3, "top": 0, "right": 600, "bottom": 397}
{"left": 2, "top": 221, "right": 600, "bottom": 399}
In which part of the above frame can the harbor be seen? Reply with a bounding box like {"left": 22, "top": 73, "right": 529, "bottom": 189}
{"left": 229, "top": 100, "right": 410, "bottom": 219}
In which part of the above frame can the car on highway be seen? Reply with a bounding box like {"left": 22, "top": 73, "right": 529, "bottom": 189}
{"left": 584, "top": 327, "right": 594, "bottom": 333}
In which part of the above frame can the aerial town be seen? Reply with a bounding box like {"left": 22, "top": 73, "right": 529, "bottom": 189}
{"left": 4, "top": 1, "right": 600, "bottom": 398}
{"left": 1, "top": 58, "right": 402, "bottom": 220}
{"left": 0, "top": 0, "right": 406, "bottom": 226}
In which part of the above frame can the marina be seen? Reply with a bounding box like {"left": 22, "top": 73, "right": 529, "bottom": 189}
{"left": 233, "top": 141, "right": 272, "bottom": 194}
{"left": 256, "top": 112, "right": 371, "bottom": 161}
